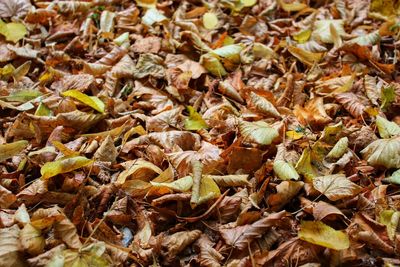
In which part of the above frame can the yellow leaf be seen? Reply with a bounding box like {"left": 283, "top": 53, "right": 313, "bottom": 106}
{"left": 198, "top": 175, "right": 221, "bottom": 205}
{"left": 241, "top": 0, "right": 257, "bottom": 7}
{"left": 62, "top": 90, "right": 105, "bottom": 113}
{"left": 273, "top": 160, "right": 300, "bottom": 180}
{"left": 278, "top": 0, "right": 308, "bottom": 12}
{"left": 286, "top": 130, "right": 304, "bottom": 140}
{"left": 184, "top": 106, "right": 208, "bottom": 130}
{"left": 151, "top": 176, "right": 193, "bottom": 192}
{"left": 299, "top": 221, "right": 350, "bottom": 250}
{"left": 51, "top": 141, "right": 80, "bottom": 157}
{"left": 0, "top": 20, "right": 27, "bottom": 43}
{"left": 326, "top": 137, "right": 348, "bottom": 159}
{"left": 293, "top": 29, "right": 312, "bottom": 44}
{"left": 288, "top": 46, "right": 323, "bottom": 66}
{"left": 41, "top": 156, "right": 93, "bottom": 180}
{"left": 379, "top": 210, "right": 400, "bottom": 241}
{"left": 116, "top": 159, "right": 162, "bottom": 184}
{"left": 135, "top": 0, "right": 157, "bottom": 9}
{"left": 203, "top": 12, "right": 218, "bottom": 30}
{"left": 376, "top": 116, "right": 400, "bottom": 138}
{"left": 0, "top": 140, "right": 28, "bottom": 162}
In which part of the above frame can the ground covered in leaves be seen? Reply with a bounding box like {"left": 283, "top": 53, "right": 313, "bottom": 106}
{"left": 1, "top": 0, "right": 400, "bottom": 266}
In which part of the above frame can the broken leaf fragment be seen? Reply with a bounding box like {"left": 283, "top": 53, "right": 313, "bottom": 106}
{"left": 61, "top": 90, "right": 105, "bottom": 113}
{"left": 298, "top": 221, "right": 350, "bottom": 250}
{"left": 0, "top": 140, "right": 28, "bottom": 162}
{"left": 142, "top": 8, "right": 167, "bottom": 26}
{"left": 41, "top": 156, "right": 93, "bottom": 180}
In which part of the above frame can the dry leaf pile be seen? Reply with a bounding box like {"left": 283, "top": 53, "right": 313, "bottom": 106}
{"left": 1, "top": 0, "right": 400, "bottom": 266}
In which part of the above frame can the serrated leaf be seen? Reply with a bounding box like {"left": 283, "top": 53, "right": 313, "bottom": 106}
{"left": 239, "top": 120, "right": 279, "bottom": 145}
{"left": 299, "top": 221, "right": 350, "bottom": 250}
{"left": 203, "top": 12, "right": 218, "bottom": 29}
{"left": 184, "top": 106, "right": 208, "bottom": 130}
{"left": 62, "top": 90, "right": 105, "bottom": 113}
{"left": 361, "top": 137, "right": 400, "bottom": 169}
{"left": 273, "top": 160, "right": 300, "bottom": 180}
{"left": 41, "top": 156, "right": 93, "bottom": 180}
{"left": 326, "top": 137, "right": 348, "bottom": 159}
{"left": 376, "top": 116, "right": 400, "bottom": 138}
{"left": 0, "top": 140, "right": 28, "bottom": 162}
{"left": 313, "top": 174, "right": 362, "bottom": 201}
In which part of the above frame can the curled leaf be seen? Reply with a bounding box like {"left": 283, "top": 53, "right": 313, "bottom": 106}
{"left": 62, "top": 90, "right": 105, "bottom": 113}
{"left": 0, "top": 140, "right": 28, "bottom": 162}
{"left": 41, "top": 156, "right": 93, "bottom": 180}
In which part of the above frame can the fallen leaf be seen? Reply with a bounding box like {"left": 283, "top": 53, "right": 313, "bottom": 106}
{"left": 298, "top": 221, "right": 350, "bottom": 250}
{"left": 312, "top": 174, "right": 362, "bottom": 201}
{"left": 41, "top": 156, "right": 93, "bottom": 180}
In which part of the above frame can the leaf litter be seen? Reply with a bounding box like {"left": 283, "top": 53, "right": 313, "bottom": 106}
{"left": 0, "top": 0, "right": 400, "bottom": 266}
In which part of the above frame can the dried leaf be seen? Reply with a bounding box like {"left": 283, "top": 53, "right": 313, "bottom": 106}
{"left": 41, "top": 156, "right": 93, "bottom": 180}
{"left": 239, "top": 120, "right": 279, "bottom": 145}
{"left": 313, "top": 174, "right": 362, "bottom": 201}
{"left": 61, "top": 90, "right": 105, "bottom": 113}
{"left": 298, "top": 221, "right": 350, "bottom": 250}
{"left": 0, "top": 140, "right": 28, "bottom": 162}
{"left": 361, "top": 137, "right": 400, "bottom": 169}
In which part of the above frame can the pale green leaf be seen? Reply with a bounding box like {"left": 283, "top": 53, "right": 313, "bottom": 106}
{"left": 41, "top": 156, "right": 93, "bottom": 180}
{"left": 379, "top": 210, "right": 400, "bottom": 241}
{"left": 198, "top": 175, "right": 221, "bottom": 205}
{"left": 381, "top": 85, "right": 396, "bottom": 110}
{"left": 203, "top": 12, "right": 218, "bottom": 29}
{"left": 62, "top": 90, "right": 105, "bottom": 113}
{"left": 313, "top": 20, "right": 346, "bottom": 44}
{"left": 0, "top": 140, "right": 28, "bottom": 162}
{"left": 299, "top": 221, "right": 350, "bottom": 250}
{"left": 0, "top": 20, "right": 27, "bottom": 43}
{"left": 184, "top": 106, "right": 208, "bottom": 131}
{"left": 200, "top": 53, "right": 227, "bottom": 76}
{"left": 326, "top": 137, "right": 348, "bottom": 159}
{"left": 239, "top": 120, "right": 279, "bottom": 145}
{"left": 361, "top": 137, "right": 400, "bottom": 169}
{"left": 151, "top": 176, "right": 193, "bottom": 192}
{"left": 5, "top": 90, "right": 42, "bottom": 102}
{"left": 383, "top": 169, "right": 400, "bottom": 185}
{"left": 273, "top": 160, "right": 300, "bottom": 180}
{"left": 376, "top": 116, "right": 400, "bottom": 138}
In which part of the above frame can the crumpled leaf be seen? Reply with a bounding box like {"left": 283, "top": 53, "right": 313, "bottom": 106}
{"left": 142, "top": 8, "right": 167, "bottom": 26}
{"left": 0, "top": 140, "right": 28, "bottom": 162}
{"left": 273, "top": 160, "right": 300, "bottom": 180}
{"left": 239, "top": 120, "right": 279, "bottom": 145}
{"left": 0, "top": 0, "right": 32, "bottom": 18}
{"left": 117, "top": 159, "right": 162, "bottom": 184}
{"left": 298, "top": 221, "right": 350, "bottom": 250}
{"left": 376, "top": 116, "right": 400, "bottom": 138}
{"left": 61, "top": 90, "right": 105, "bottom": 113}
{"left": 41, "top": 156, "right": 93, "bottom": 180}
{"left": 248, "top": 91, "right": 281, "bottom": 118}
{"left": 313, "top": 174, "right": 362, "bottom": 201}
{"left": 133, "top": 53, "right": 165, "bottom": 79}
{"left": 361, "top": 137, "right": 400, "bottom": 169}
{"left": 54, "top": 217, "right": 82, "bottom": 249}
{"left": 209, "top": 174, "right": 250, "bottom": 187}
{"left": 268, "top": 181, "right": 304, "bottom": 211}
{"left": 220, "top": 211, "right": 289, "bottom": 250}
{"left": 94, "top": 135, "right": 118, "bottom": 163}
{"left": 190, "top": 160, "right": 203, "bottom": 208}
{"left": 184, "top": 106, "right": 208, "bottom": 130}
{"left": 0, "top": 185, "right": 16, "bottom": 208}
{"left": 20, "top": 223, "right": 45, "bottom": 255}
{"left": 313, "top": 20, "right": 346, "bottom": 44}
{"left": 198, "top": 175, "right": 221, "bottom": 205}
{"left": 0, "top": 225, "right": 24, "bottom": 266}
